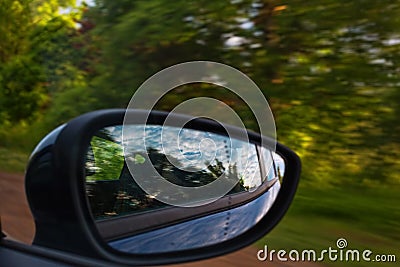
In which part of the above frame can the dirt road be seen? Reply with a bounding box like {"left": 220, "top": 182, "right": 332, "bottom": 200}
{"left": 0, "top": 172, "right": 321, "bottom": 267}
{"left": 0, "top": 172, "right": 35, "bottom": 243}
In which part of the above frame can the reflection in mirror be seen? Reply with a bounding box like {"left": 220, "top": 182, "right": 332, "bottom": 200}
{"left": 108, "top": 150, "right": 286, "bottom": 254}
{"left": 109, "top": 181, "right": 281, "bottom": 254}
{"left": 261, "top": 147, "right": 285, "bottom": 182}
{"left": 84, "top": 124, "right": 285, "bottom": 254}
{"left": 85, "top": 125, "right": 262, "bottom": 219}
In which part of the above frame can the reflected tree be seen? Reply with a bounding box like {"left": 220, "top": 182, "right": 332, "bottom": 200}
{"left": 87, "top": 145, "right": 249, "bottom": 219}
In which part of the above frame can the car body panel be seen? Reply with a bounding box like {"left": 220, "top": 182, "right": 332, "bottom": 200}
{"left": 110, "top": 181, "right": 280, "bottom": 253}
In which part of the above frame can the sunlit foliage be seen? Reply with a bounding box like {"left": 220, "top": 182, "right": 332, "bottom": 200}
{"left": 1, "top": 0, "right": 399, "bottom": 187}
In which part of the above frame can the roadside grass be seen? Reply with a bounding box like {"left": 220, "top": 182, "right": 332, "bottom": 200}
{"left": 258, "top": 185, "right": 400, "bottom": 267}
{"left": 0, "top": 147, "right": 29, "bottom": 173}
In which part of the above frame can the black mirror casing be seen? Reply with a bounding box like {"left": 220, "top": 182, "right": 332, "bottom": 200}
{"left": 25, "top": 109, "right": 301, "bottom": 266}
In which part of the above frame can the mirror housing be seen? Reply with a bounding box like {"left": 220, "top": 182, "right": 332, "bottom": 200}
{"left": 25, "top": 109, "right": 300, "bottom": 265}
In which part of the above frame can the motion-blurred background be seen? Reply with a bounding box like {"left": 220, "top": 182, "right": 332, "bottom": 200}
{"left": 0, "top": 1, "right": 399, "bottom": 266}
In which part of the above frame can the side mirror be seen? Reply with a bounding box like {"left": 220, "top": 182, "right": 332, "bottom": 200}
{"left": 25, "top": 109, "right": 301, "bottom": 266}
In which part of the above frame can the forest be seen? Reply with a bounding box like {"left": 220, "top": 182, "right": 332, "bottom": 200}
{"left": 1, "top": 0, "right": 399, "bottom": 186}
{"left": 1, "top": 1, "right": 399, "bottom": 265}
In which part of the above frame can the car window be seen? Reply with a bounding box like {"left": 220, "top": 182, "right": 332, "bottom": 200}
{"left": 260, "top": 147, "right": 285, "bottom": 182}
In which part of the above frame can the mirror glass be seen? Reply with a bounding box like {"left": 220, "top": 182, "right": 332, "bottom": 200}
{"left": 84, "top": 124, "right": 285, "bottom": 254}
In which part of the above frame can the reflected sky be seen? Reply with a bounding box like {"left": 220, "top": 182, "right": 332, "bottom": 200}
{"left": 101, "top": 125, "right": 262, "bottom": 189}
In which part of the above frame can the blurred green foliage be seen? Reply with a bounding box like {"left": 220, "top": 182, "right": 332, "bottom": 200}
{"left": 1, "top": 0, "right": 399, "bottom": 186}
{"left": 0, "top": 0, "right": 399, "bottom": 262}
{"left": 87, "top": 135, "right": 124, "bottom": 181}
